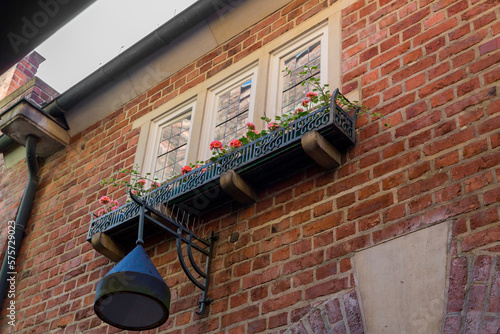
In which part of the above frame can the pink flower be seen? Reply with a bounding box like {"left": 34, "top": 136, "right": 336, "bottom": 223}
{"left": 97, "top": 208, "right": 107, "bottom": 217}
{"left": 181, "top": 165, "right": 192, "bottom": 175}
{"left": 202, "top": 168, "right": 207, "bottom": 172}
{"left": 99, "top": 196, "right": 111, "bottom": 205}
{"left": 306, "top": 92, "right": 318, "bottom": 99}
{"left": 210, "top": 140, "right": 223, "bottom": 150}
{"left": 111, "top": 200, "right": 119, "bottom": 206}
{"left": 132, "top": 190, "right": 138, "bottom": 195}
{"left": 268, "top": 122, "right": 280, "bottom": 131}
{"left": 137, "top": 179, "right": 146, "bottom": 187}
{"left": 246, "top": 122, "right": 256, "bottom": 130}
{"left": 195, "top": 165, "right": 201, "bottom": 169}
{"left": 294, "top": 108, "right": 304, "bottom": 114}
{"left": 111, "top": 206, "right": 118, "bottom": 211}
{"left": 151, "top": 182, "right": 160, "bottom": 189}
{"left": 301, "top": 99, "right": 310, "bottom": 107}
{"left": 230, "top": 139, "right": 242, "bottom": 148}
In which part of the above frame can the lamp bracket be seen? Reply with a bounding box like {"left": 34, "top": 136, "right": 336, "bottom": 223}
{"left": 130, "top": 192, "right": 217, "bottom": 316}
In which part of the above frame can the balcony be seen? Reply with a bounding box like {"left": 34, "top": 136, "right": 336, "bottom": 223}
{"left": 87, "top": 91, "right": 357, "bottom": 248}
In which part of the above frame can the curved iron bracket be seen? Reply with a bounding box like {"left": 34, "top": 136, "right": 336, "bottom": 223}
{"left": 130, "top": 191, "right": 217, "bottom": 315}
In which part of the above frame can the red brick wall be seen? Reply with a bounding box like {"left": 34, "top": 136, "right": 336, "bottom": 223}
{"left": 0, "top": 0, "right": 498, "bottom": 333}
{"left": 0, "top": 52, "right": 45, "bottom": 100}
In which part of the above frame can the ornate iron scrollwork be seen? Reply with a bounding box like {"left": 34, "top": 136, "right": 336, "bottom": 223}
{"left": 87, "top": 90, "right": 356, "bottom": 240}
{"left": 129, "top": 192, "right": 217, "bottom": 315}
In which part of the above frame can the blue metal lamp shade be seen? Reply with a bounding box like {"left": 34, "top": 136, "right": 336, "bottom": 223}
{"left": 94, "top": 245, "right": 171, "bottom": 330}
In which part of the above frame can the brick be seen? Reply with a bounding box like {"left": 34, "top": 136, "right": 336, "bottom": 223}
{"left": 283, "top": 250, "right": 324, "bottom": 275}
{"left": 285, "top": 190, "right": 324, "bottom": 214}
{"left": 308, "top": 309, "right": 328, "bottom": 333}
{"left": 431, "top": 88, "right": 454, "bottom": 107}
{"left": 337, "top": 192, "right": 356, "bottom": 208}
{"left": 305, "top": 277, "right": 348, "bottom": 299}
{"left": 488, "top": 98, "right": 500, "bottom": 116}
{"left": 336, "top": 222, "right": 356, "bottom": 240}
{"left": 409, "top": 194, "right": 432, "bottom": 213}
{"left": 343, "top": 290, "right": 364, "bottom": 333}
{"left": 435, "top": 151, "right": 459, "bottom": 169}
{"left": 423, "top": 127, "right": 475, "bottom": 156}
{"left": 414, "top": 18, "right": 457, "bottom": 47}
{"left": 361, "top": 78, "right": 389, "bottom": 98}
{"left": 344, "top": 64, "right": 368, "bottom": 83}
{"left": 464, "top": 172, "right": 493, "bottom": 193}
{"left": 474, "top": 12, "right": 497, "bottom": 31}
{"left": 419, "top": 70, "right": 465, "bottom": 98}
{"left": 470, "top": 52, "right": 500, "bottom": 73}
{"left": 269, "top": 312, "right": 288, "bottom": 329}
{"left": 447, "top": 257, "right": 468, "bottom": 312}
{"left": 445, "top": 88, "right": 496, "bottom": 116}
{"left": 325, "top": 298, "right": 343, "bottom": 324}
{"left": 461, "top": 0, "right": 498, "bottom": 21}
{"left": 373, "top": 151, "right": 421, "bottom": 178}
{"left": 478, "top": 115, "right": 500, "bottom": 135}
{"left": 452, "top": 151, "right": 500, "bottom": 180}
{"left": 383, "top": 84, "right": 402, "bottom": 101}
{"left": 221, "top": 305, "right": 259, "bottom": 328}
{"left": 390, "top": 7, "right": 430, "bottom": 35}
{"left": 484, "top": 68, "right": 500, "bottom": 85}
{"left": 424, "top": 196, "right": 480, "bottom": 225}
{"left": 327, "top": 235, "right": 370, "bottom": 259}
{"left": 370, "top": 42, "right": 411, "bottom": 68}
{"left": 348, "top": 193, "right": 394, "bottom": 220}
{"left": 262, "top": 291, "right": 301, "bottom": 313}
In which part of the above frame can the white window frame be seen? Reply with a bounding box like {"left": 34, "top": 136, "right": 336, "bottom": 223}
{"left": 200, "top": 65, "right": 258, "bottom": 159}
{"left": 142, "top": 99, "right": 196, "bottom": 182}
{"left": 267, "top": 24, "right": 329, "bottom": 119}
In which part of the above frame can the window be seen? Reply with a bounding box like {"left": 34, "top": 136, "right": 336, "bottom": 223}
{"left": 154, "top": 114, "right": 191, "bottom": 181}
{"left": 201, "top": 66, "right": 258, "bottom": 158}
{"left": 143, "top": 100, "right": 195, "bottom": 182}
{"left": 214, "top": 79, "right": 252, "bottom": 143}
{"left": 281, "top": 41, "right": 321, "bottom": 114}
{"left": 268, "top": 24, "right": 328, "bottom": 118}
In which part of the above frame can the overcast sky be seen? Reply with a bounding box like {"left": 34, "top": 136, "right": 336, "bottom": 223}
{"left": 35, "top": 0, "right": 198, "bottom": 93}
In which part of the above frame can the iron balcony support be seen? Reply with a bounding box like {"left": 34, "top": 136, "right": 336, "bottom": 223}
{"left": 130, "top": 192, "right": 217, "bottom": 315}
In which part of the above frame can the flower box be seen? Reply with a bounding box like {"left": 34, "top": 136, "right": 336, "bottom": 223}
{"left": 87, "top": 95, "right": 357, "bottom": 244}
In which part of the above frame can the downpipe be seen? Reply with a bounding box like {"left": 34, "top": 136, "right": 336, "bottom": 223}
{"left": 0, "top": 135, "right": 39, "bottom": 313}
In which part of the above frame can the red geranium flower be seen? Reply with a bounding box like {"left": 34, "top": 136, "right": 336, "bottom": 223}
{"left": 99, "top": 196, "right": 111, "bottom": 205}
{"left": 306, "top": 91, "right": 318, "bottom": 99}
{"left": 301, "top": 99, "right": 310, "bottom": 107}
{"left": 210, "top": 140, "right": 223, "bottom": 150}
{"left": 137, "top": 179, "right": 146, "bottom": 187}
{"left": 97, "top": 208, "right": 107, "bottom": 217}
{"left": 268, "top": 122, "right": 280, "bottom": 131}
{"left": 246, "top": 122, "right": 256, "bottom": 130}
{"left": 181, "top": 165, "right": 192, "bottom": 175}
{"left": 230, "top": 139, "right": 242, "bottom": 148}
{"left": 294, "top": 107, "right": 304, "bottom": 114}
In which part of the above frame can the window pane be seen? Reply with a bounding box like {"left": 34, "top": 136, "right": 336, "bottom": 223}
{"left": 154, "top": 114, "right": 190, "bottom": 181}
{"left": 215, "top": 79, "right": 252, "bottom": 143}
{"left": 280, "top": 41, "right": 321, "bottom": 115}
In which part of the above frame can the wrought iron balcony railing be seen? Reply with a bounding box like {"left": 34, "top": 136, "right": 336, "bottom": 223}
{"left": 87, "top": 90, "right": 357, "bottom": 244}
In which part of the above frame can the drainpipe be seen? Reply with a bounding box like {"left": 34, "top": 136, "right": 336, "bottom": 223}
{"left": 0, "top": 135, "right": 39, "bottom": 309}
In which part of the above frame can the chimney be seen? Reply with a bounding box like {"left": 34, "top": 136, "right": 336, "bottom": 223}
{"left": 0, "top": 51, "right": 46, "bottom": 101}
